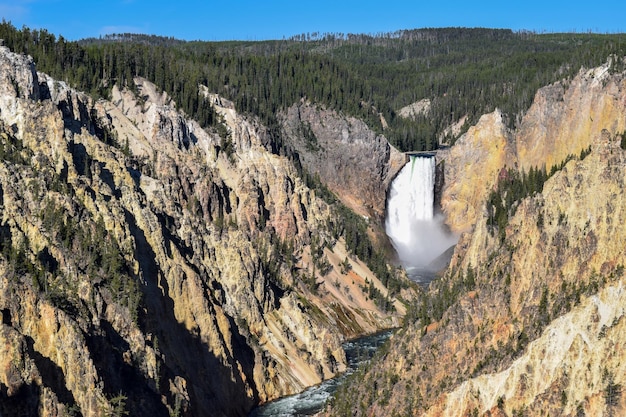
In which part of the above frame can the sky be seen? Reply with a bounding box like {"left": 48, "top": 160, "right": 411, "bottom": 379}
{"left": 1, "top": 0, "right": 625, "bottom": 42}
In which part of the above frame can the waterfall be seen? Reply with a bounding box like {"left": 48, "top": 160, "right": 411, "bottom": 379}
{"left": 385, "top": 155, "right": 456, "bottom": 274}
{"left": 387, "top": 156, "right": 435, "bottom": 231}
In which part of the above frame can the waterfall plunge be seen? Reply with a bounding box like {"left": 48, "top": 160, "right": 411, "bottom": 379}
{"left": 385, "top": 155, "right": 457, "bottom": 273}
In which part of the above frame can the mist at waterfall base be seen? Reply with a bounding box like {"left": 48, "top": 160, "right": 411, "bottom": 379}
{"left": 385, "top": 156, "right": 457, "bottom": 283}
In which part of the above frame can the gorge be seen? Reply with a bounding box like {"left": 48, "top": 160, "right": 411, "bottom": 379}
{"left": 0, "top": 44, "right": 408, "bottom": 417}
{"left": 328, "top": 58, "right": 626, "bottom": 417}
{"left": 2, "top": 24, "right": 626, "bottom": 417}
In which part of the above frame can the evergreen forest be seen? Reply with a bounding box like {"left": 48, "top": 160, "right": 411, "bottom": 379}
{"left": 3, "top": 21, "right": 626, "bottom": 417}
{"left": 2, "top": 22, "right": 626, "bottom": 152}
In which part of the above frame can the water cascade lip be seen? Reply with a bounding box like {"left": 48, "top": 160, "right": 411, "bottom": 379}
{"left": 385, "top": 155, "right": 457, "bottom": 278}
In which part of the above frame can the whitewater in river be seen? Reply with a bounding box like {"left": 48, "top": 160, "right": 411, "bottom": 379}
{"left": 385, "top": 155, "right": 457, "bottom": 283}
{"left": 250, "top": 155, "right": 455, "bottom": 416}
{"left": 248, "top": 330, "right": 393, "bottom": 417}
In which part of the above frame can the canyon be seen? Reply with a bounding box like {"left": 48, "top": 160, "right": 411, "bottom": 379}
{"left": 0, "top": 46, "right": 410, "bottom": 416}
{"left": 2, "top": 30, "right": 626, "bottom": 417}
{"left": 328, "top": 59, "right": 626, "bottom": 416}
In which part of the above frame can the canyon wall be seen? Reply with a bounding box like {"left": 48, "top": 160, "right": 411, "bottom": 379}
{"left": 328, "top": 60, "right": 626, "bottom": 416}
{"left": 440, "top": 61, "right": 626, "bottom": 234}
{"left": 0, "top": 47, "right": 406, "bottom": 417}
{"left": 280, "top": 101, "right": 406, "bottom": 221}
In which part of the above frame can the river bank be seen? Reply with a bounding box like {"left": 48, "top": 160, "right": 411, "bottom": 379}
{"left": 248, "top": 329, "right": 395, "bottom": 417}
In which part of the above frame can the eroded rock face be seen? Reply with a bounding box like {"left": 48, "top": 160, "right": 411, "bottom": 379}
{"left": 326, "top": 61, "right": 626, "bottom": 417}
{"left": 0, "top": 47, "right": 405, "bottom": 416}
{"left": 515, "top": 62, "right": 626, "bottom": 171}
{"left": 438, "top": 109, "right": 514, "bottom": 233}
{"left": 280, "top": 101, "right": 405, "bottom": 221}
{"left": 419, "top": 129, "right": 626, "bottom": 416}
{"left": 398, "top": 99, "right": 431, "bottom": 119}
{"left": 440, "top": 63, "right": 626, "bottom": 233}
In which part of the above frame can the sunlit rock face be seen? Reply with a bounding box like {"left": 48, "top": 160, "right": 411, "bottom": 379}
{"left": 325, "top": 61, "right": 626, "bottom": 417}
{"left": 438, "top": 109, "right": 514, "bottom": 234}
{"left": 440, "top": 62, "right": 626, "bottom": 235}
{"left": 0, "top": 46, "right": 408, "bottom": 417}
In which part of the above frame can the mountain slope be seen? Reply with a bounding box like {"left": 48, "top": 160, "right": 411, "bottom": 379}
{"left": 280, "top": 101, "right": 405, "bottom": 220}
{"left": 5, "top": 23, "right": 626, "bottom": 154}
{"left": 0, "top": 46, "right": 408, "bottom": 417}
{"left": 327, "top": 59, "right": 626, "bottom": 416}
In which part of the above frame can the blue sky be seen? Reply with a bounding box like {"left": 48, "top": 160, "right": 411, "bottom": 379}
{"left": 1, "top": 0, "right": 625, "bottom": 41}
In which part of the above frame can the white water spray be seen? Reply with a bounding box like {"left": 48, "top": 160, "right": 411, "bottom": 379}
{"left": 385, "top": 155, "right": 457, "bottom": 272}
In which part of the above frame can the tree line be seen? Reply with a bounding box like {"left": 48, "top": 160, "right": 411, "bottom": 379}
{"left": 2, "top": 22, "right": 626, "bottom": 153}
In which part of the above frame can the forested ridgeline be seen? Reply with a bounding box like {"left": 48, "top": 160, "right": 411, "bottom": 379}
{"left": 1, "top": 22, "right": 626, "bottom": 152}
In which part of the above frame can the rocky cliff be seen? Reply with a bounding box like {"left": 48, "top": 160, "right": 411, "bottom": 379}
{"left": 280, "top": 101, "right": 405, "bottom": 222}
{"left": 440, "top": 61, "right": 626, "bottom": 234}
{"left": 327, "top": 60, "right": 626, "bottom": 416}
{"left": 0, "top": 46, "right": 407, "bottom": 417}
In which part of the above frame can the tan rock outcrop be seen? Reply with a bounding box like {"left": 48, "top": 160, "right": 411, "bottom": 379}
{"left": 516, "top": 61, "right": 626, "bottom": 171}
{"left": 424, "top": 279, "right": 626, "bottom": 417}
{"left": 327, "top": 60, "right": 626, "bottom": 417}
{"left": 398, "top": 98, "right": 431, "bottom": 119}
{"left": 421, "top": 128, "right": 626, "bottom": 416}
{"left": 439, "top": 109, "right": 513, "bottom": 233}
{"left": 0, "top": 46, "right": 406, "bottom": 416}
{"left": 441, "top": 62, "right": 626, "bottom": 233}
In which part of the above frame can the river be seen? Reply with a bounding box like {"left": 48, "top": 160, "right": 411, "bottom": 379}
{"left": 405, "top": 266, "right": 438, "bottom": 286}
{"left": 248, "top": 329, "right": 394, "bottom": 417}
